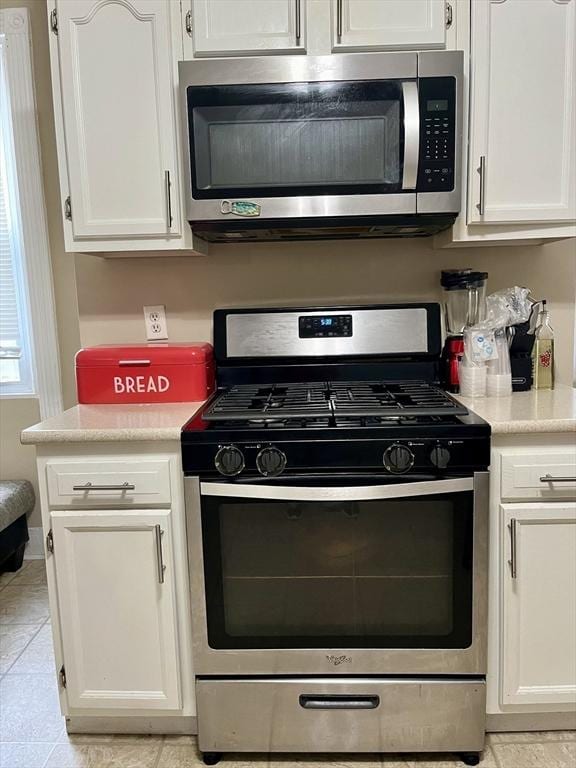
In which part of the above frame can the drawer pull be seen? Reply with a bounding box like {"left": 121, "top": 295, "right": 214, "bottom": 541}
{"left": 299, "top": 694, "right": 379, "bottom": 710}
{"left": 540, "top": 474, "right": 576, "bottom": 483}
{"left": 72, "top": 482, "right": 136, "bottom": 492}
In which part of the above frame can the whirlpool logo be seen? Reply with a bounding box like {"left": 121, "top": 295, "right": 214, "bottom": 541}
{"left": 326, "top": 655, "right": 352, "bottom": 666}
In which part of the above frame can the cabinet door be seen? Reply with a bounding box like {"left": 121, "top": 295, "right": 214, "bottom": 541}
{"left": 55, "top": 0, "right": 181, "bottom": 239}
{"left": 332, "top": 0, "right": 447, "bottom": 51}
{"left": 468, "top": 0, "right": 576, "bottom": 224}
{"left": 501, "top": 503, "right": 576, "bottom": 707}
{"left": 189, "top": 0, "right": 305, "bottom": 56}
{"left": 51, "top": 508, "right": 181, "bottom": 710}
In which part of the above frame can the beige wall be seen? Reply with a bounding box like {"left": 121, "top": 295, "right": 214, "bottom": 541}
{"left": 0, "top": 399, "right": 41, "bottom": 526}
{"left": 76, "top": 237, "right": 576, "bottom": 386}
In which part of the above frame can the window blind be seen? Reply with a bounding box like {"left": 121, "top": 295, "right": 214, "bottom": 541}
{"left": 0, "top": 33, "right": 32, "bottom": 390}
{"left": 0, "top": 126, "right": 22, "bottom": 360}
{"left": 0, "top": 7, "right": 59, "bottom": 408}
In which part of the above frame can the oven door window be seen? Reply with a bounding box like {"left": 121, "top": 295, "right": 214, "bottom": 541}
{"left": 187, "top": 80, "right": 404, "bottom": 199}
{"left": 201, "top": 490, "right": 473, "bottom": 649}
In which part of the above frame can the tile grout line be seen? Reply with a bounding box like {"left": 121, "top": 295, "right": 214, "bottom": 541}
{"left": 491, "top": 742, "right": 505, "bottom": 768}
{"left": 3, "top": 619, "right": 47, "bottom": 674}
{"left": 151, "top": 735, "right": 167, "bottom": 768}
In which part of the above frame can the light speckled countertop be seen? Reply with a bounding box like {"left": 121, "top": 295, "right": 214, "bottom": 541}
{"left": 20, "top": 387, "right": 576, "bottom": 444}
{"left": 21, "top": 401, "right": 206, "bottom": 444}
{"left": 456, "top": 385, "right": 576, "bottom": 434}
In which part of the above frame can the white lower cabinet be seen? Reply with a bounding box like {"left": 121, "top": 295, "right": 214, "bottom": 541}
{"left": 51, "top": 508, "right": 182, "bottom": 711}
{"left": 488, "top": 441, "right": 576, "bottom": 725}
{"left": 500, "top": 503, "right": 576, "bottom": 708}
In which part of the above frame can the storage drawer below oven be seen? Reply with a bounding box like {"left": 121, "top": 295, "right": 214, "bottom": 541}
{"left": 196, "top": 677, "right": 486, "bottom": 753}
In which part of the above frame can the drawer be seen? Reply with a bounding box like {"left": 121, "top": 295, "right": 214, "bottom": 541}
{"left": 196, "top": 678, "right": 485, "bottom": 753}
{"left": 46, "top": 459, "right": 171, "bottom": 506}
{"left": 501, "top": 451, "right": 576, "bottom": 501}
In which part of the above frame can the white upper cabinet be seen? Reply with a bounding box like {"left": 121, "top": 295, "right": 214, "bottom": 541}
{"left": 500, "top": 503, "right": 576, "bottom": 707}
{"left": 187, "top": 0, "right": 305, "bottom": 56}
{"left": 51, "top": 508, "right": 182, "bottom": 711}
{"left": 48, "top": 0, "right": 208, "bottom": 253}
{"left": 468, "top": 0, "right": 576, "bottom": 225}
{"left": 53, "top": 0, "right": 180, "bottom": 240}
{"left": 332, "top": 0, "right": 448, "bottom": 51}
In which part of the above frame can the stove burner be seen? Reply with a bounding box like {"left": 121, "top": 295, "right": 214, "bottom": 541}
{"left": 202, "top": 381, "right": 467, "bottom": 423}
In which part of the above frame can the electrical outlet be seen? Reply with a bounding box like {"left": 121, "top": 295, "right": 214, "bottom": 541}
{"left": 143, "top": 305, "right": 168, "bottom": 341}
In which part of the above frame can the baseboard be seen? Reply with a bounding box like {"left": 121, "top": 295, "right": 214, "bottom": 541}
{"left": 24, "top": 527, "right": 45, "bottom": 560}
{"left": 65, "top": 715, "right": 197, "bottom": 735}
{"left": 487, "top": 711, "right": 576, "bottom": 732}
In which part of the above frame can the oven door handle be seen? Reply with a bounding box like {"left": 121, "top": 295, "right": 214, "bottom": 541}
{"left": 401, "top": 81, "right": 420, "bottom": 191}
{"left": 200, "top": 477, "right": 473, "bottom": 501}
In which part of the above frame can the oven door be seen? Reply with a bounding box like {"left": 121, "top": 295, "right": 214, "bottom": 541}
{"left": 185, "top": 473, "right": 488, "bottom": 676}
{"left": 181, "top": 60, "right": 420, "bottom": 222}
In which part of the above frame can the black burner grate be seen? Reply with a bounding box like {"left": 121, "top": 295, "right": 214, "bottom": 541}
{"left": 202, "top": 381, "right": 467, "bottom": 422}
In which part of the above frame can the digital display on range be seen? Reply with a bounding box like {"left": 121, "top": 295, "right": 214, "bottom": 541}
{"left": 299, "top": 314, "right": 353, "bottom": 338}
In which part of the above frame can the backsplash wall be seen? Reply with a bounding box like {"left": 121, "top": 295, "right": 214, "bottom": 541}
{"left": 75, "top": 237, "right": 576, "bottom": 385}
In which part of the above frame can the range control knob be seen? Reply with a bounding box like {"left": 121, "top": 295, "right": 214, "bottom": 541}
{"left": 214, "top": 445, "right": 245, "bottom": 477}
{"left": 430, "top": 445, "right": 451, "bottom": 470}
{"left": 256, "top": 447, "right": 287, "bottom": 477}
{"left": 383, "top": 444, "right": 414, "bottom": 474}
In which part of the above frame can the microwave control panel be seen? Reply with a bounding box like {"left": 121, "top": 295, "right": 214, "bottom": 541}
{"left": 416, "top": 78, "right": 456, "bottom": 192}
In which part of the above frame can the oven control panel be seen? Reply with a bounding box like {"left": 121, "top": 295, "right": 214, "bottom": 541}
{"left": 195, "top": 436, "right": 489, "bottom": 479}
{"left": 417, "top": 78, "right": 456, "bottom": 193}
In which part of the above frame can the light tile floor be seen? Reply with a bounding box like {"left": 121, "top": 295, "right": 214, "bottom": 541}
{"left": 0, "top": 561, "right": 575, "bottom": 768}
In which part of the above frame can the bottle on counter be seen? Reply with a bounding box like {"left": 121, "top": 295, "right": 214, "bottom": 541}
{"left": 532, "top": 299, "right": 555, "bottom": 389}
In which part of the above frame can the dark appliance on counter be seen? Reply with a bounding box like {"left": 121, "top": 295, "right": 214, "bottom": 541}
{"left": 179, "top": 51, "right": 463, "bottom": 242}
{"left": 441, "top": 269, "right": 488, "bottom": 392}
{"left": 509, "top": 320, "right": 536, "bottom": 391}
{"left": 181, "top": 303, "right": 490, "bottom": 767}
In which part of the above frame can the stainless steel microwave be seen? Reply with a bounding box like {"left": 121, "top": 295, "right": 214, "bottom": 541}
{"left": 179, "top": 51, "right": 463, "bottom": 242}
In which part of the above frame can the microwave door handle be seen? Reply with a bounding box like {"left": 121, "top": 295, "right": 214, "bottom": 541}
{"left": 200, "top": 477, "right": 473, "bottom": 502}
{"left": 401, "top": 81, "right": 420, "bottom": 191}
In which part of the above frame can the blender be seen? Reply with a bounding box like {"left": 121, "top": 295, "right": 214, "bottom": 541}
{"left": 441, "top": 269, "right": 488, "bottom": 392}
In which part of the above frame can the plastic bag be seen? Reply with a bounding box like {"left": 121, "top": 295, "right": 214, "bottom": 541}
{"left": 486, "top": 287, "right": 532, "bottom": 326}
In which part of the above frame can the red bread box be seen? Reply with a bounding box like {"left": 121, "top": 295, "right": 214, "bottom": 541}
{"left": 76, "top": 343, "right": 215, "bottom": 404}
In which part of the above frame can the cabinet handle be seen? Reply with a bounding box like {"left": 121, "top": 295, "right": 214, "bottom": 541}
{"left": 540, "top": 474, "right": 576, "bottom": 483}
{"left": 155, "top": 524, "right": 166, "bottom": 584}
{"left": 476, "top": 155, "right": 486, "bottom": 216}
{"left": 185, "top": 9, "right": 192, "bottom": 37}
{"left": 72, "top": 482, "right": 136, "bottom": 491}
{"left": 295, "top": 0, "right": 301, "bottom": 43}
{"left": 165, "top": 170, "right": 172, "bottom": 229}
{"left": 508, "top": 518, "right": 517, "bottom": 579}
{"left": 336, "top": 0, "right": 343, "bottom": 41}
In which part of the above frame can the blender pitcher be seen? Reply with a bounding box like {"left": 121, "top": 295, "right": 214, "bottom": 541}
{"left": 441, "top": 270, "right": 488, "bottom": 391}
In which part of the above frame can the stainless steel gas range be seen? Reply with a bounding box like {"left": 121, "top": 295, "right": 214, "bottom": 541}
{"left": 181, "top": 304, "right": 490, "bottom": 767}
